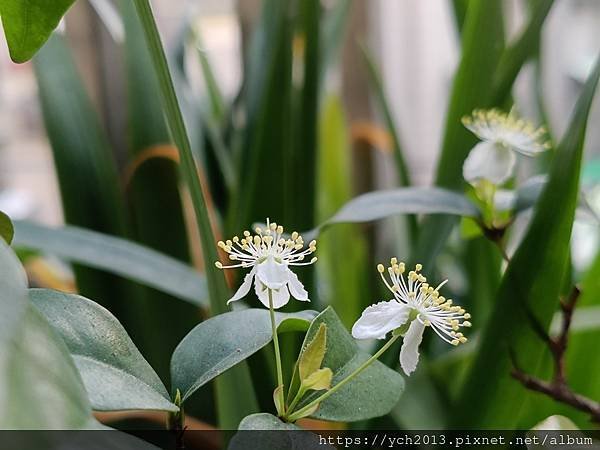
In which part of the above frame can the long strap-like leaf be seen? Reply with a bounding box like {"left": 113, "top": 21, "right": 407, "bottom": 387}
{"left": 132, "top": 0, "right": 258, "bottom": 429}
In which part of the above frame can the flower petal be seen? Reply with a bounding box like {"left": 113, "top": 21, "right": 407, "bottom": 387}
{"left": 399, "top": 320, "right": 426, "bottom": 376}
{"left": 255, "top": 281, "right": 270, "bottom": 308}
{"left": 287, "top": 269, "right": 309, "bottom": 302}
{"left": 351, "top": 301, "right": 410, "bottom": 340}
{"left": 256, "top": 257, "right": 288, "bottom": 290}
{"left": 463, "top": 141, "right": 516, "bottom": 185}
{"left": 226, "top": 268, "right": 255, "bottom": 305}
{"left": 254, "top": 281, "right": 290, "bottom": 309}
{"left": 270, "top": 285, "right": 290, "bottom": 309}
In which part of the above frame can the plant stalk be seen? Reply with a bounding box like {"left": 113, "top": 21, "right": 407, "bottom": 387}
{"left": 269, "top": 289, "right": 285, "bottom": 413}
{"left": 131, "top": 0, "right": 229, "bottom": 314}
{"left": 132, "top": 0, "right": 259, "bottom": 430}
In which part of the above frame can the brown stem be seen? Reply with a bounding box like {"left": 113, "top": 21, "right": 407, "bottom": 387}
{"left": 511, "top": 286, "right": 600, "bottom": 424}
{"left": 551, "top": 287, "right": 580, "bottom": 384}
{"left": 511, "top": 368, "right": 600, "bottom": 423}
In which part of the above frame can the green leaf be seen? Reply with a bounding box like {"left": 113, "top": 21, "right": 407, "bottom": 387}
{"left": 130, "top": 0, "right": 229, "bottom": 315}
{"left": 0, "top": 210, "right": 13, "bottom": 244}
{"left": 192, "top": 30, "right": 226, "bottom": 123}
{"left": 303, "top": 367, "right": 333, "bottom": 391}
{"left": 118, "top": 0, "right": 201, "bottom": 381}
{"left": 451, "top": 0, "right": 469, "bottom": 32}
{"left": 0, "top": 241, "right": 28, "bottom": 359}
{"left": 273, "top": 385, "right": 285, "bottom": 417}
{"left": 490, "top": 0, "right": 554, "bottom": 106}
{"left": 299, "top": 323, "right": 327, "bottom": 380}
{"left": 0, "top": 0, "right": 75, "bottom": 63}
{"left": 294, "top": 308, "right": 404, "bottom": 422}
{"left": 232, "top": 0, "right": 293, "bottom": 229}
{"left": 13, "top": 221, "right": 207, "bottom": 307}
{"left": 454, "top": 56, "right": 600, "bottom": 428}
{"left": 171, "top": 309, "right": 316, "bottom": 402}
{"left": 286, "top": 0, "right": 319, "bottom": 231}
{"left": 132, "top": 0, "right": 256, "bottom": 428}
{"left": 308, "top": 187, "right": 479, "bottom": 239}
{"left": 30, "top": 289, "right": 177, "bottom": 412}
{"left": 237, "top": 412, "right": 298, "bottom": 430}
{"left": 229, "top": 413, "right": 332, "bottom": 450}
{"left": 1, "top": 305, "right": 92, "bottom": 428}
{"left": 0, "top": 244, "right": 88, "bottom": 429}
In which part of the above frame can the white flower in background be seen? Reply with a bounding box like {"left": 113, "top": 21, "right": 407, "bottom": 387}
{"left": 215, "top": 219, "right": 317, "bottom": 309}
{"left": 352, "top": 259, "right": 471, "bottom": 376}
{"left": 462, "top": 109, "right": 550, "bottom": 186}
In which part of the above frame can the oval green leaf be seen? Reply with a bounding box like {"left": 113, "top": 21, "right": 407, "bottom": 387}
{"left": 293, "top": 307, "right": 404, "bottom": 422}
{"left": 13, "top": 221, "right": 207, "bottom": 307}
{"left": 0, "top": 243, "right": 92, "bottom": 428}
{"left": 0, "top": 0, "right": 76, "bottom": 63}
{"left": 30, "top": 289, "right": 177, "bottom": 412}
{"left": 171, "top": 309, "right": 316, "bottom": 402}
{"left": 229, "top": 413, "right": 333, "bottom": 450}
{"left": 1, "top": 306, "right": 92, "bottom": 428}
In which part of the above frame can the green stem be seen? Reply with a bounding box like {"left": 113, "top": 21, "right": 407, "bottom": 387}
{"left": 269, "top": 289, "right": 285, "bottom": 412}
{"left": 287, "top": 385, "right": 306, "bottom": 414}
{"left": 286, "top": 334, "right": 400, "bottom": 422}
{"left": 132, "top": 0, "right": 229, "bottom": 314}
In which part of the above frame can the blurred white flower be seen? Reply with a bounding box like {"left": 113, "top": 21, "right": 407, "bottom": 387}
{"left": 352, "top": 259, "right": 471, "bottom": 375}
{"left": 462, "top": 109, "right": 550, "bottom": 185}
{"left": 215, "top": 219, "right": 317, "bottom": 309}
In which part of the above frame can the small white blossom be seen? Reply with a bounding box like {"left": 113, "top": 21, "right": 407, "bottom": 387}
{"left": 352, "top": 259, "right": 471, "bottom": 376}
{"left": 215, "top": 219, "right": 317, "bottom": 309}
{"left": 462, "top": 109, "right": 550, "bottom": 185}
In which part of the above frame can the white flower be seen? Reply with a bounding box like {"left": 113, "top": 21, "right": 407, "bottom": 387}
{"left": 462, "top": 109, "right": 550, "bottom": 185}
{"left": 352, "top": 259, "right": 471, "bottom": 376}
{"left": 215, "top": 219, "right": 317, "bottom": 309}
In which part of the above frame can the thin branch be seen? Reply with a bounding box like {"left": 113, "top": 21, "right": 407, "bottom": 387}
{"left": 511, "top": 286, "right": 600, "bottom": 423}
{"left": 511, "top": 367, "right": 600, "bottom": 423}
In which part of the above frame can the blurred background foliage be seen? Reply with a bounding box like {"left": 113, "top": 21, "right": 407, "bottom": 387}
{"left": 1, "top": 0, "right": 600, "bottom": 433}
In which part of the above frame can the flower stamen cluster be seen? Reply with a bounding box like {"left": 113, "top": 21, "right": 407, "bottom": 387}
{"left": 462, "top": 109, "right": 550, "bottom": 154}
{"left": 216, "top": 221, "right": 316, "bottom": 270}
{"left": 215, "top": 219, "right": 317, "bottom": 309}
